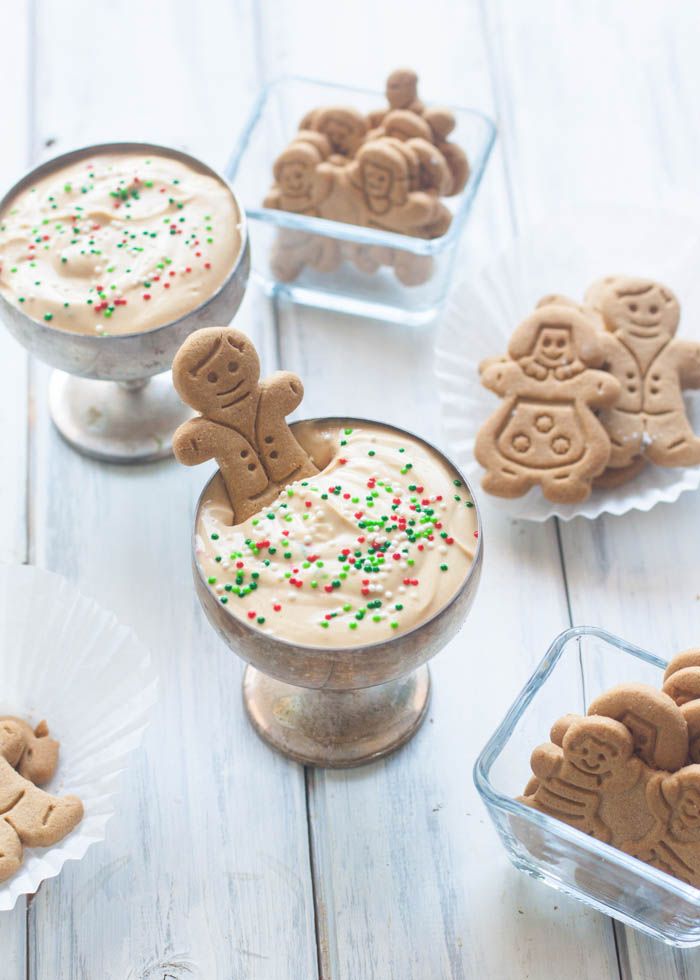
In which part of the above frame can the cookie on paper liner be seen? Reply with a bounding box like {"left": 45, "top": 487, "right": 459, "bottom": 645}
{"left": 0, "top": 564, "right": 157, "bottom": 911}
{"left": 435, "top": 208, "right": 700, "bottom": 520}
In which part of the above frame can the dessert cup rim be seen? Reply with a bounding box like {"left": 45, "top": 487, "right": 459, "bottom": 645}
{"left": 192, "top": 415, "right": 483, "bottom": 657}
{"left": 0, "top": 140, "right": 248, "bottom": 343}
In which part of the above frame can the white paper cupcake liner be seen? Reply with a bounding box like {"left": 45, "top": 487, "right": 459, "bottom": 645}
{"left": 0, "top": 563, "right": 157, "bottom": 910}
{"left": 435, "top": 206, "right": 700, "bottom": 520}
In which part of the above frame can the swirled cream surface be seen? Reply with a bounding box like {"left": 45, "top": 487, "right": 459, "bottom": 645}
{"left": 0, "top": 151, "right": 242, "bottom": 335}
{"left": 195, "top": 421, "right": 479, "bottom": 648}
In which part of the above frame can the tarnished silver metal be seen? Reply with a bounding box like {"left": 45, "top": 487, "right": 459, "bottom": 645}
{"left": 0, "top": 142, "right": 250, "bottom": 462}
{"left": 193, "top": 418, "right": 483, "bottom": 768}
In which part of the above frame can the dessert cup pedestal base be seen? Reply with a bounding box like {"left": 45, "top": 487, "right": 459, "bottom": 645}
{"left": 48, "top": 370, "right": 192, "bottom": 463}
{"left": 242, "top": 664, "right": 431, "bottom": 767}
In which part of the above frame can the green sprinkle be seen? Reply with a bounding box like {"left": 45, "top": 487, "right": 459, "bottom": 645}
{"left": 320, "top": 621, "right": 329, "bottom": 629}
{"left": 440, "top": 564, "right": 448, "bottom": 571}
{"left": 257, "top": 616, "right": 265, "bottom": 625}
{"left": 207, "top": 576, "right": 217, "bottom": 585}
{"left": 43, "top": 312, "right": 53, "bottom": 321}
{"left": 349, "top": 622, "right": 357, "bottom": 630}
{"left": 211, "top": 533, "right": 219, "bottom": 540}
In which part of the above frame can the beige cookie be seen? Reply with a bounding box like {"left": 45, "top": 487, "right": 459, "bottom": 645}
{"left": 590, "top": 277, "right": 700, "bottom": 468}
{"left": 172, "top": 327, "right": 319, "bottom": 525}
{"left": 588, "top": 682, "right": 688, "bottom": 771}
{"left": 592, "top": 455, "right": 647, "bottom": 489}
{"left": 0, "top": 755, "right": 83, "bottom": 883}
{"left": 621, "top": 764, "right": 700, "bottom": 888}
{"left": 303, "top": 106, "right": 368, "bottom": 158}
{"left": 663, "top": 668, "right": 700, "bottom": 707}
{"left": 681, "top": 702, "right": 700, "bottom": 765}
{"left": 664, "top": 648, "right": 700, "bottom": 681}
{"left": 0, "top": 716, "right": 59, "bottom": 785}
{"left": 264, "top": 142, "right": 331, "bottom": 217}
{"left": 475, "top": 303, "right": 621, "bottom": 503}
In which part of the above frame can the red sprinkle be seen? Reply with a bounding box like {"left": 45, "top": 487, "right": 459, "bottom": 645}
{"left": 236, "top": 561, "right": 244, "bottom": 569}
{"left": 204, "top": 262, "right": 211, "bottom": 269}
{"left": 273, "top": 604, "right": 281, "bottom": 612}
{"left": 305, "top": 501, "right": 312, "bottom": 508}
{"left": 143, "top": 293, "right": 151, "bottom": 301}
{"left": 247, "top": 611, "right": 256, "bottom": 619}
{"left": 324, "top": 585, "right": 334, "bottom": 593}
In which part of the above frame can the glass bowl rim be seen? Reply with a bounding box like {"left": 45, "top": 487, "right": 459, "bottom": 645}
{"left": 472, "top": 624, "right": 700, "bottom": 906}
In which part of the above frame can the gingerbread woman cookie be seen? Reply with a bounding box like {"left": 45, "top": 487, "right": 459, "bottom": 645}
{"left": 0, "top": 754, "right": 83, "bottom": 883}
{"left": 172, "top": 328, "right": 319, "bottom": 525}
{"left": 475, "top": 303, "right": 621, "bottom": 502}
{"left": 586, "top": 276, "right": 700, "bottom": 469}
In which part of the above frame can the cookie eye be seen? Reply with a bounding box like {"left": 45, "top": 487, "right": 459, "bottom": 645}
{"left": 629, "top": 303, "right": 638, "bottom": 312}
{"left": 556, "top": 338, "right": 566, "bottom": 348}
{"left": 207, "top": 371, "right": 218, "bottom": 383}
{"left": 228, "top": 361, "right": 238, "bottom": 373}
{"left": 543, "top": 337, "right": 552, "bottom": 347}
{"left": 649, "top": 305, "right": 658, "bottom": 314}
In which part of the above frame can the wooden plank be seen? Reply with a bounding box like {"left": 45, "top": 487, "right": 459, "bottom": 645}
{"left": 484, "top": 0, "right": 700, "bottom": 974}
{"left": 26, "top": 1, "right": 319, "bottom": 978}
{"left": 0, "top": 0, "right": 31, "bottom": 973}
{"left": 263, "top": 1, "right": 620, "bottom": 976}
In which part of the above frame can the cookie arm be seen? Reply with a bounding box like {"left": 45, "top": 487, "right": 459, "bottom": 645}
{"left": 530, "top": 742, "right": 562, "bottom": 781}
{"left": 480, "top": 360, "right": 524, "bottom": 396}
{"left": 584, "top": 370, "right": 622, "bottom": 407}
{"left": 674, "top": 340, "right": 700, "bottom": 388}
{"left": 256, "top": 373, "right": 319, "bottom": 484}
{"left": 172, "top": 418, "right": 220, "bottom": 466}
{"left": 263, "top": 187, "right": 282, "bottom": 210}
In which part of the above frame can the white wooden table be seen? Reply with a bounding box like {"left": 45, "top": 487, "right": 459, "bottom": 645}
{"left": 3, "top": 2, "right": 700, "bottom": 977}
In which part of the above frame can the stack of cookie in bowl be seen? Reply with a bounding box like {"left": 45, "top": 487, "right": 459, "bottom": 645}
{"left": 518, "top": 649, "right": 700, "bottom": 888}
{"left": 475, "top": 276, "right": 700, "bottom": 503}
{"left": 262, "top": 69, "right": 469, "bottom": 285}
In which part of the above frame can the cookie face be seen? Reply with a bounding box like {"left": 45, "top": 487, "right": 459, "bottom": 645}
{"left": 313, "top": 107, "right": 368, "bottom": 157}
{"left": 386, "top": 68, "right": 421, "bottom": 110}
{"left": 588, "top": 682, "right": 688, "bottom": 771}
{"left": 172, "top": 327, "right": 261, "bottom": 428}
{"left": 600, "top": 277, "right": 680, "bottom": 344}
{"left": 562, "top": 716, "right": 634, "bottom": 777}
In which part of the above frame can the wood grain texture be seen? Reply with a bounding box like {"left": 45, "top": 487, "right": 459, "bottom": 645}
{"left": 0, "top": 0, "right": 31, "bottom": 972}
{"left": 483, "top": 0, "right": 700, "bottom": 975}
{"left": 20, "top": 1, "right": 318, "bottom": 978}
{"left": 262, "top": 1, "right": 620, "bottom": 976}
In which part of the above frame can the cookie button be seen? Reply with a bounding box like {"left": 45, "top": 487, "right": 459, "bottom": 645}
{"left": 512, "top": 433, "right": 531, "bottom": 453}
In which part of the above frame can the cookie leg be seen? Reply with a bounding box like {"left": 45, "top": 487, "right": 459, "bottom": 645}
{"left": 481, "top": 467, "right": 534, "bottom": 498}
{"left": 0, "top": 818, "right": 22, "bottom": 882}
{"left": 599, "top": 407, "right": 644, "bottom": 468}
{"left": 645, "top": 411, "right": 700, "bottom": 467}
{"left": 8, "top": 791, "right": 83, "bottom": 848}
{"left": 540, "top": 472, "right": 592, "bottom": 504}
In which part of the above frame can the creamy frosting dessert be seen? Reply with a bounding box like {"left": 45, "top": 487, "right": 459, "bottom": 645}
{"left": 196, "top": 421, "right": 479, "bottom": 648}
{"left": 0, "top": 150, "right": 242, "bottom": 336}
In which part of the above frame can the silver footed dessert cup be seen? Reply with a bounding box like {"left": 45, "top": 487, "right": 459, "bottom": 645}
{"left": 193, "top": 418, "right": 483, "bottom": 768}
{"left": 0, "top": 142, "right": 250, "bottom": 463}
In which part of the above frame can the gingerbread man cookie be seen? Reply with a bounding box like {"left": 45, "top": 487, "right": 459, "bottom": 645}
{"left": 172, "top": 328, "right": 319, "bottom": 525}
{"left": 475, "top": 303, "right": 621, "bottom": 502}
{"left": 520, "top": 716, "right": 642, "bottom": 843}
{"left": 0, "top": 755, "right": 83, "bottom": 883}
{"left": 0, "top": 717, "right": 59, "bottom": 785}
{"left": 586, "top": 276, "right": 700, "bottom": 468}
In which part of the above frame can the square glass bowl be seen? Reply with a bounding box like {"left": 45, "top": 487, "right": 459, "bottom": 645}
{"left": 226, "top": 77, "right": 496, "bottom": 324}
{"left": 474, "top": 626, "right": 700, "bottom": 947}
